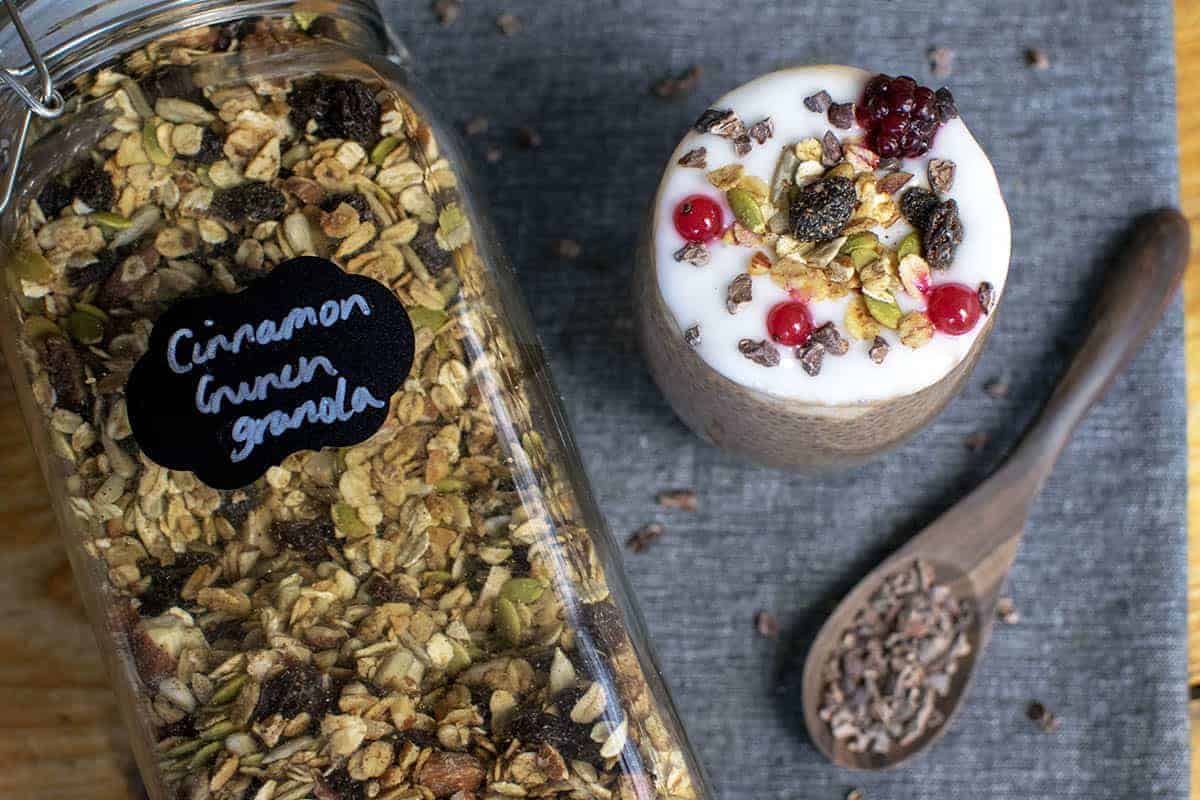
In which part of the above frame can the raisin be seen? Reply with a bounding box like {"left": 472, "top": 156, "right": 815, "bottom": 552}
{"left": 217, "top": 486, "right": 260, "bottom": 529}
{"left": 924, "top": 199, "right": 964, "bottom": 270}
{"left": 254, "top": 662, "right": 335, "bottom": 721}
{"left": 788, "top": 175, "right": 855, "bottom": 241}
{"left": 508, "top": 545, "right": 532, "bottom": 577}
{"left": 211, "top": 182, "right": 287, "bottom": 223}
{"left": 156, "top": 715, "right": 197, "bottom": 740}
{"left": 139, "top": 552, "right": 214, "bottom": 617}
{"left": 69, "top": 161, "right": 115, "bottom": 211}
{"left": 139, "top": 64, "right": 204, "bottom": 105}
{"left": 505, "top": 709, "right": 599, "bottom": 762}
{"left": 193, "top": 128, "right": 224, "bottom": 165}
{"left": 900, "top": 187, "right": 940, "bottom": 231}
{"left": 271, "top": 518, "right": 335, "bottom": 561}
{"left": 409, "top": 226, "right": 451, "bottom": 273}
{"left": 201, "top": 618, "right": 244, "bottom": 645}
{"left": 41, "top": 335, "right": 88, "bottom": 414}
{"left": 36, "top": 179, "right": 71, "bottom": 218}
{"left": 552, "top": 684, "right": 591, "bottom": 716}
{"left": 321, "top": 192, "right": 374, "bottom": 223}
{"left": 577, "top": 600, "right": 626, "bottom": 654}
{"left": 315, "top": 767, "right": 365, "bottom": 800}
{"left": 289, "top": 77, "right": 381, "bottom": 146}
{"left": 68, "top": 250, "right": 120, "bottom": 288}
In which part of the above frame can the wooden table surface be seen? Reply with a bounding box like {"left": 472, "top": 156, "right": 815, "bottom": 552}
{"left": 0, "top": 7, "right": 1197, "bottom": 800}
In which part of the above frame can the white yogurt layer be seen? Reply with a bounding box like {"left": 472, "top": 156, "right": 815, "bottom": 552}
{"left": 652, "top": 65, "right": 1011, "bottom": 405}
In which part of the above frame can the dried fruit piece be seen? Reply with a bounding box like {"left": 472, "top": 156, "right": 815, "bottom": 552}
{"left": 924, "top": 199, "right": 964, "bottom": 270}
{"left": 738, "top": 338, "right": 780, "bottom": 367}
{"left": 864, "top": 294, "right": 902, "bottom": 329}
{"left": 211, "top": 182, "right": 286, "bottom": 223}
{"left": 726, "top": 187, "right": 765, "bottom": 233}
{"left": 289, "top": 77, "right": 381, "bottom": 146}
{"left": 789, "top": 175, "right": 855, "bottom": 241}
{"left": 69, "top": 161, "right": 115, "bottom": 211}
{"left": 898, "top": 253, "right": 932, "bottom": 297}
{"left": 900, "top": 187, "right": 939, "bottom": 231}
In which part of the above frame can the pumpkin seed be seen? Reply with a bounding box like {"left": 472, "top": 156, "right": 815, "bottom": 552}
{"left": 187, "top": 741, "right": 222, "bottom": 769}
{"left": 839, "top": 231, "right": 878, "bottom": 255}
{"left": 495, "top": 597, "right": 522, "bottom": 645}
{"left": 91, "top": 211, "right": 133, "bottom": 230}
{"left": 435, "top": 478, "right": 469, "bottom": 493}
{"left": 75, "top": 302, "right": 110, "bottom": 323}
{"left": 65, "top": 310, "right": 105, "bottom": 344}
{"left": 143, "top": 119, "right": 173, "bottom": 166}
{"left": 864, "top": 295, "right": 902, "bottom": 329}
{"left": 200, "top": 720, "right": 238, "bottom": 741}
{"left": 208, "top": 674, "right": 248, "bottom": 705}
{"left": 850, "top": 247, "right": 878, "bottom": 269}
{"left": 726, "top": 187, "right": 765, "bottom": 234}
{"left": 897, "top": 231, "right": 922, "bottom": 261}
{"left": 21, "top": 316, "right": 61, "bottom": 341}
{"left": 9, "top": 249, "right": 53, "bottom": 282}
{"left": 446, "top": 641, "right": 472, "bottom": 675}
{"left": 163, "top": 739, "right": 203, "bottom": 758}
{"left": 500, "top": 577, "right": 545, "bottom": 604}
{"left": 409, "top": 306, "right": 449, "bottom": 330}
{"left": 332, "top": 502, "right": 372, "bottom": 538}
{"left": 370, "top": 136, "right": 402, "bottom": 166}
{"left": 422, "top": 570, "right": 453, "bottom": 584}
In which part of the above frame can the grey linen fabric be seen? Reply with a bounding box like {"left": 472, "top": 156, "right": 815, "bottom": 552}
{"left": 384, "top": 1, "right": 1187, "bottom": 797}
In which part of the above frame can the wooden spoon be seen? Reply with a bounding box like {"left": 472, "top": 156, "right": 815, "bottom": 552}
{"left": 800, "top": 208, "right": 1190, "bottom": 770}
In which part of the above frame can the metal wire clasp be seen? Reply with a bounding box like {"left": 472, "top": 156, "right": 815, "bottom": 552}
{"left": 0, "top": 0, "right": 65, "bottom": 213}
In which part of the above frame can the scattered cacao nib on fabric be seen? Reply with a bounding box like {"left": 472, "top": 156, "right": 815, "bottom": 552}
{"left": 626, "top": 523, "right": 665, "bottom": 554}
{"left": 790, "top": 175, "right": 856, "bottom": 241}
{"left": 927, "top": 46, "right": 956, "bottom": 78}
{"left": 684, "top": 324, "right": 701, "bottom": 347}
{"left": 847, "top": 791, "right": 864, "bottom": 800}
{"left": 820, "top": 131, "right": 843, "bottom": 167}
{"left": 1026, "top": 48, "right": 1050, "bottom": 70}
{"left": 1027, "top": 701, "right": 1061, "bottom": 733}
{"left": 748, "top": 117, "right": 775, "bottom": 145}
{"left": 432, "top": 0, "right": 461, "bottom": 25}
{"left": 996, "top": 596, "right": 1020, "bottom": 624}
{"left": 496, "top": 13, "right": 523, "bottom": 35}
{"left": 964, "top": 431, "right": 989, "bottom": 452}
{"left": 652, "top": 65, "right": 702, "bottom": 99}
{"left": 674, "top": 241, "right": 710, "bottom": 267}
{"left": 754, "top": 610, "right": 780, "bottom": 639}
{"left": 978, "top": 281, "right": 995, "bottom": 314}
{"left": 928, "top": 158, "right": 956, "bottom": 193}
{"left": 738, "top": 338, "right": 780, "bottom": 367}
{"left": 877, "top": 170, "right": 914, "bottom": 196}
{"left": 463, "top": 116, "right": 489, "bottom": 136}
{"left": 517, "top": 126, "right": 543, "bottom": 149}
{"left": 677, "top": 147, "right": 707, "bottom": 168}
{"left": 803, "top": 90, "right": 833, "bottom": 113}
{"left": 485, "top": 145, "right": 504, "bottom": 163}
{"left": 656, "top": 488, "right": 698, "bottom": 512}
{"left": 810, "top": 322, "right": 849, "bottom": 355}
{"left": 551, "top": 239, "right": 581, "bottom": 260}
{"left": 725, "top": 273, "right": 753, "bottom": 314}
{"left": 983, "top": 376, "right": 1009, "bottom": 399}
{"left": 798, "top": 341, "right": 825, "bottom": 376}
{"left": 828, "top": 102, "right": 855, "bottom": 130}
{"left": 868, "top": 336, "right": 890, "bottom": 364}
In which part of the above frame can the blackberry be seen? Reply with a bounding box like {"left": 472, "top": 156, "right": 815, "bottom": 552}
{"left": 788, "top": 175, "right": 856, "bottom": 241}
{"left": 289, "top": 77, "right": 381, "bottom": 146}
{"left": 856, "top": 74, "right": 951, "bottom": 158}
{"left": 69, "top": 161, "right": 115, "bottom": 211}
{"left": 193, "top": 128, "right": 224, "bottom": 165}
{"left": 211, "top": 182, "right": 286, "bottom": 223}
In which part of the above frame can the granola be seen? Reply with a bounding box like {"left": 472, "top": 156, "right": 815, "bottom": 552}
{"left": 8, "top": 15, "right": 700, "bottom": 800}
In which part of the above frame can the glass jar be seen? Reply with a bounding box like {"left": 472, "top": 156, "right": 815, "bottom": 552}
{"left": 0, "top": 3, "right": 711, "bottom": 799}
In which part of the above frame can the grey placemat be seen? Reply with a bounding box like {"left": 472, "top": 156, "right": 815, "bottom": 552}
{"left": 384, "top": 2, "right": 1187, "bottom": 797}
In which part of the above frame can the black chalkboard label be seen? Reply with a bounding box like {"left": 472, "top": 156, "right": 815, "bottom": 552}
{"left": 126, "top": 256, "right": 414, "bottom": 490}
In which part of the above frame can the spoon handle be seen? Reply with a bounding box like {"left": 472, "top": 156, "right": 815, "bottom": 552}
{"left": 1006, "top": 208, "right": 1190, "bottom": 489}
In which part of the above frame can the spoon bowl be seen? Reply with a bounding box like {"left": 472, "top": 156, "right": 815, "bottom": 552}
{"left": 800, "top": 208, "right": 1191, "bottom": 770}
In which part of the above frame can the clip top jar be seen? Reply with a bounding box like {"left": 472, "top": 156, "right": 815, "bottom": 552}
{"left": 0, "top": 4, "right": 711, "bottom": 799}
